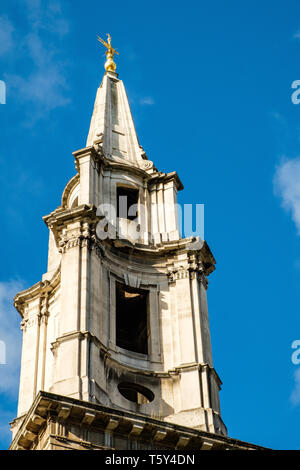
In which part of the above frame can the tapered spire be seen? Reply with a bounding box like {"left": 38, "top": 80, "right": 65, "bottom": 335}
{"left": 86, "top": 37, "right": 149, "bottom": 167}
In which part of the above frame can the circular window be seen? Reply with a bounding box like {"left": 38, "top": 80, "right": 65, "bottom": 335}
{"left": 118, "top": 382, "right": 154, "bottom": 404}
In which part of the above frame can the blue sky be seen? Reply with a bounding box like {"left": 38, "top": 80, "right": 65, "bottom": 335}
{"left": 1, "top": 0, "right": 300, "bottom": 450}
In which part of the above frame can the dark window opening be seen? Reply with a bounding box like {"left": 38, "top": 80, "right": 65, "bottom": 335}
{"left": 117, "top": 187, "right": 139, "bottom": 221}
{"left": 116, "top": 282, "right": 148, "bottom": 354}
{"left": 118, "top": 382, "right": 154, "bottom": 404}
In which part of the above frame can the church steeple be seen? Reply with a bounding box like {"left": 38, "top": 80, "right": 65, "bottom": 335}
{"left": 87, "top": 35, "right": 146, "bottom": 166}
{"left": 10, "top": 38, "right": 230, "bottom": 450}
{"left": 86, "top": 72, "right": 146, "bottom": 165}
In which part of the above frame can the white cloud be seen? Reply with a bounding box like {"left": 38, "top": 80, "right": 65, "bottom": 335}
{"left": 139, "top": 97, "right": 155, "bottom": 106}
{"left": 274, "top": 157, "right": 300, "bottom": 234}
{"left": 0, "top": 280, "right": 23, "bottom": 447}
{"left": 24, "top": 0, "right": 69, "bottom": 36}
{"left": 0, "top": 280, "right": 28, "bottom": 448}
{"left": 4, "top": 1, "right": 70, "bottom": 117}
{"left": 0, "top": 280, "right": 23, "bottom": 397}
{"left": 8, "top": 62, "right": 70, "bottom": 113}
{"left": 0, "top": 16, "right": 14, "bottom": 57}
{"left": 291, "top": 368, "right": 300, "bottom": 405}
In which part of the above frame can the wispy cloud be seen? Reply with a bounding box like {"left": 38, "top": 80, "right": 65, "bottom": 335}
{"left": 8, "top": 61, "right": 70, "bottom": 113}
{"left": 139, "top": 96, "right": 155, "bottom": 106}
{"left": 0, "top": 279, "right": 24, "bottom": 448}
{"left": 291, "top": 368, "right": 300, "bottom": 405}
{"left": 274, "top": 157, "right": 300, "bottom": 234}
{"left": 293, "top": 29, "right": 300, "bottom": 39}
{"left": 0, "top": 15, "right": 14, "bottom": 57}
{"left": 0, "top": 280, "right": 23, "bottom": 396}
{"left": 24, "top": 0, "right": 69, "bottom": 37}
{"left": 4, "top": 0, "right": 71, "bottom": 119}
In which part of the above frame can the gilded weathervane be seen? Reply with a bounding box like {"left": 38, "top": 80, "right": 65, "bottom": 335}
{"left": 97, "top": 33, "right": 119, "bottom": 73}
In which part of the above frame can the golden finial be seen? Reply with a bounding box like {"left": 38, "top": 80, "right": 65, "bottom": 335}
{"left": 97, "top": 33, "right": 119, "bottom": 73}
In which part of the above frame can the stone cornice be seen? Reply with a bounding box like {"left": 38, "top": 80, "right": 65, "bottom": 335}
{"left": 13, "top": 233, "right": 214, "bottom": 321}
{"left": 71, "top": 144, "right": 183, "bottom": 192}
{"left": 148, "top": 171, "right": 184, "bottom": 191}
{"left": 100, "top": 239, "right": 215, "bottom": 280}
{"left": 109, "top": 236, "right": 215, "bottom": 264}
{"left": 72, "top": 145, "right": 102, "bottom": 174}
{"left": 9, "top": 391, "right": 268, "bottom": 451}
{"left": 50, "top": 330, "right": 221, "bottom": 383}
{"left": 43, "top": 201, "right": 215, "bottom": 277}
{"left": 14, "top": 267, "right": 61, "bottom": 318}
{"left": 73, "top": 146, "right": 148, "bottom": 179}
{"left": 43, "top": 204, "right": 97, "bottom": 230}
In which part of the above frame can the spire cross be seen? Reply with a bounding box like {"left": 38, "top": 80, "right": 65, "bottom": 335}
{"left": 97, "top": 33, "right": 119, "bottom": 73}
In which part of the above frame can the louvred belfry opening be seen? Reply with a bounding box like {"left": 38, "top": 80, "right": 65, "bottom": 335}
{"left": 115, "top": 282, "right": 148, "bottom": 354}
{"left": 117, "top": 187, "right": 139, "bottom": 221}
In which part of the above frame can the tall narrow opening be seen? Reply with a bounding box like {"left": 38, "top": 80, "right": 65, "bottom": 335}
{"left": 116, "top": 282, "right": 149, "bottom": 354}
{"left": 117, "top": 187, "right": 139, "bottom": 221}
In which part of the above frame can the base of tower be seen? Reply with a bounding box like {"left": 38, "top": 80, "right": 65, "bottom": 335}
{"left": 10, "top": 391, "right": 266, "bottom": 451}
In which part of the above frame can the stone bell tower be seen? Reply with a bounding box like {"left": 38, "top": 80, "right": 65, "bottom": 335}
{"left": 9, "top": 37, "right": 240, "bottom": 451}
